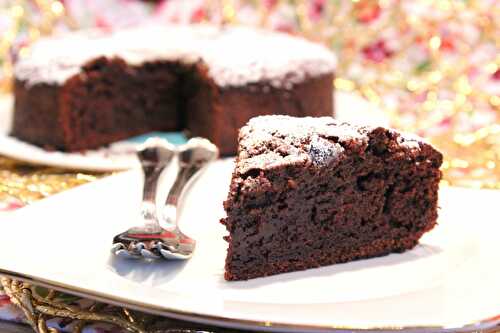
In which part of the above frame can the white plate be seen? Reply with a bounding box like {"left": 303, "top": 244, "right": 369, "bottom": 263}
{"left": 0, "top": 162, "right": 499, "bottom": 332}
{"left": 0, "top": 92, "right": 388, "bottom": 172}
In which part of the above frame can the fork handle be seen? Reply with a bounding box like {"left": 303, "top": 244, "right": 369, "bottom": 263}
{"left": 137, "top": 139, "right": 176, "bottom": 224}
{"left": 162, "top": 138, "right": 218, "bottom": 226}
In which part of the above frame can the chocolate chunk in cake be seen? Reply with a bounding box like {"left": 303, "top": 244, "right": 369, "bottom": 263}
{"left": 221, "top": 115, "right": 443, "bottom": 281}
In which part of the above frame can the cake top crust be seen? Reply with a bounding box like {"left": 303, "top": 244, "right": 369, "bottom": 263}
{"left": 236, "top": 115, "right": 432, "bottom": 176}
{"left": 14, "top": 25, "right": 337, "bottom": 88}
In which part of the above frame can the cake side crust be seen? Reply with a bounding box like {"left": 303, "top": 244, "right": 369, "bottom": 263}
{"left": 187, "top": 73, "right": 334, "bottom": 156}
{"left": 10, "top": 79, "right": 67, "bottom": 150}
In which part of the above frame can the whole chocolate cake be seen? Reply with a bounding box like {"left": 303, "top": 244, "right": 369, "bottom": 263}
{"left": 221, "top": 115, "right": 442, "bottom": 281}
{"left": 12, "top": 25, "right": 336, "bottom": 155}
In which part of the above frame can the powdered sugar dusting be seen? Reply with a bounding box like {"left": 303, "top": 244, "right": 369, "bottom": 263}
{"left": 246, "top": 115, "right": 365, "bottom": 145}
{"left": 308, "top": 135, "right": 345, "bottom": 166}
{"left": 238, "top": 151, "right": 309, "bottom": 176}
{"left": 199, "top": 27, "right": 336, "bottom": 87}
{"left": 396, "top": 131, "right": 425, "bottom": 150}
{"left": 239, "top": 115, "right": 367, "bottom": 168}
{"left": 15, "top": 25, "right": 336, "bottom": 88}
{"left": 239, "top": 116, "right": 428, "bottom": 171}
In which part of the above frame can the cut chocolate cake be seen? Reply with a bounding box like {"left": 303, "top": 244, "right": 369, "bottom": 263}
{"left": 221, "top": 116, "right": 442, "bottom": 281}
{"left": 12, "top": 25, "right": 336, "bottom": 155}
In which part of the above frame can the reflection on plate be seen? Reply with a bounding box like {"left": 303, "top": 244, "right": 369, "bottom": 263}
{"left": 0, "top": 162, "right": 499, "bottom": 332}
{"left": 0, "top": 92, "right": 388, "bottom": 171}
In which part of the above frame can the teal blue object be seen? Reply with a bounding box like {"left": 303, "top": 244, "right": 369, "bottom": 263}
{"left": 126, "top": 132, "right": 188, "bottom": 145}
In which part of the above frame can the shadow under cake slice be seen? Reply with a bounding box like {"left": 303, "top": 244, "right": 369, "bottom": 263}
{"left": 221, "top": 115, "right": 443, "bottom": 281}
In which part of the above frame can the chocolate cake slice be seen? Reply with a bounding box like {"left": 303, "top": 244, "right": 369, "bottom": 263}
{"left": 221, "top": 115, "right": 443, "bottom": 281}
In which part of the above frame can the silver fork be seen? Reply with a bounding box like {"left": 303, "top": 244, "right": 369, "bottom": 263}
{"left": 111, "top": 137, "right": 176, "bottom": 259}
{"left": 111, "top": 137, "right": 218, "bottom": 260}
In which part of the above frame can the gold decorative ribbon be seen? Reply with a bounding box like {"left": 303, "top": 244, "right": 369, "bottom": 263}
{"left": 1, "top": 277, "right": 146, "bottom": 333}
{"left": 0, "top": 157, "right": 102, "bottom": 204}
